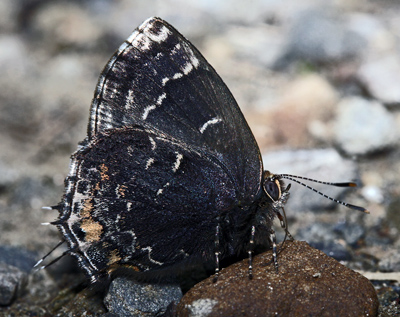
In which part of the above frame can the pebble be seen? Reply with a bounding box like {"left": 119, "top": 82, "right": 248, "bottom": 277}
{"left": 30, "top": 2, "right": 103, "bottom": 50}
{"left": 332, "top": 97, "right": 398, "bottom": 156}
{"left": 273, "top": 8, "right": 364, "bottom": 68}
{"left": 361, "top": 185, "right": 384, "bottom": 204}
{"left": 0, "top": 0, "right": 18, "bottom": 32}
{"left": 260, "top": 73, "right": 338, "bottom": 148}
{"left": 0, "top": 262, "right": 27, "bottom": 306}
{"left": 334, "top": 222, "right": 365, "bottom": 247}
{"left": 358, "top": 54, "right": 400, "bottom": 104}
{"left": 104, "top": 277, "right": 182, "bottom": 316}
{"left": 0, "top": 161, "right": 19, "bottom": 187}
{"left": 377, "top": 286, "right": 400, "bottom": 316}
{"left": 379, "top": 250, "right": 400, "bottom": 272}
{"left": 0, "top": 246, "right": 37, "bottom": 305}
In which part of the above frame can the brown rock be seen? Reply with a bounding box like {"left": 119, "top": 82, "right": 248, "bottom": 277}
{"left": 177, "top": 241, "right": 378, "bottom": 316}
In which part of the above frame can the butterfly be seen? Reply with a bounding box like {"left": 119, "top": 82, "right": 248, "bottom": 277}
{"left": 37, "top": 17, "right": 367, "bottom": 284}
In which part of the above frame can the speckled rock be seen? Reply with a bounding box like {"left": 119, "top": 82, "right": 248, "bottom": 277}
{"left": 358, "top": 54, "right": 400, "bottom": 104}
{"left": 0, "top": 246, "right": 37, "bottom": 306}
{"left": 273, "top": 8, "right": 364, "bottom": 68}
{"left": 378, "top": 249, "right": 400, "bottom": 273}
{"left": 377, "top": 286, "right": 400, "bottom": 316}
{"left": 0, "top": 262, "right": 27, "bottom": 306}
{"left": 104, "top": 277, "right": 182, "bottom": 316}
{"left": 332, "top": 97, "right": 398, "bottom": 156}
{"left": 177, "top": 241, "right": 378, "bottom": 316}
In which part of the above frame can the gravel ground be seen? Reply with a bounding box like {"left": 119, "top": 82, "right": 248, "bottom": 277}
{"left": 0, "top": 0, "right": 399, "bottom": 315}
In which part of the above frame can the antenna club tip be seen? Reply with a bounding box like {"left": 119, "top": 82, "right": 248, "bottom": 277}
{"left": 348, "top": 182, "right": 358, "bottom": 187}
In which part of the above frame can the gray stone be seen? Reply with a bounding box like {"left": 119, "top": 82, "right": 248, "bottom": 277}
{"left": 358, "top": 54, "right": 400, "bottom": 104}
{"left": 379, "top": 249, "right": 400, "bottom": 272}
{"left": 377, "top": 286, "right": 400, "bottom": 316}
{"left": 0, "top": 0, "right": 18, "bottom": 32}
{"left": 332, "top": 97, "right": 398, "bottom": 155}
{"left": 104, "top": 277, "right": 182, "bottom": 316}
{"left": 0, "top": 35, "right": 31, "bottom": 75}
{"left": 361, "top": 185, "right": 384, "bottom": 204}
{"left": 0, "top": 246, "right": 37, "bottom": 305}
{"left": 30, "top": 2, "right": 103, "bottom": 49}
{"left": 0, "top": 161, "right": 19, "bottom": 187}
{"left": 273, "top": 8, "right": 365, "bottom": 68}
{"left": 0, "top": 262, "right": 27, "bottom": 306}
{"left": 340, "top": 223, "right": 365, "bottom": 247}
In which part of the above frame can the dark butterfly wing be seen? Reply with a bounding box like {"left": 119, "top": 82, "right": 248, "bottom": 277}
{"left": 59, "top": 127, "right": 238, "bottom": 281}
{"left": 88, "top": 17, "right": 262, "bottom": 204}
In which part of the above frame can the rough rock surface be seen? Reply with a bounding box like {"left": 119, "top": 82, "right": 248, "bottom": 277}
{"left": 104, "top": 277, "right": 182, "bottom": 316}
{"left": 332, "top": 97, "right": 398, "bottom": 156}
{"left": 177, "top": 241, "right": 379, "bottom": 316}
{"left": 0, "top": 262, "right": 27, "bottom": 306}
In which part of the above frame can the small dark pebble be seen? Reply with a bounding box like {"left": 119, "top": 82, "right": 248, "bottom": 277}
{"left": 176, "top": 241, "right": 378, "bottom": 316}
{"left": 272, "top": 9, "right": 364, "bottom": 69}
{"left": 104, "top": 277, "right": 182, "bottom": 316}
{"left": 0, "top": 262, "right": 27, "bottom": 306}
{"left": 376, "top": 285, "right": 400, "bottom": 316}
{"left": 0, "top": 246, "right": 37, "bottom": 305}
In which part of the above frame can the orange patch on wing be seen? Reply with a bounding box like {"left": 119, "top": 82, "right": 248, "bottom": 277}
{"left": 118, "top": 184, "right": 128, "bottom": 197}
{"left": 80, "top": 199, "right": 94, "bottom": 219}
{"left": 81, "top": 218, "right": 103, "bottom": 242}
{"left": 107, "top": 249, "right": 122, "bottom": 265}
{"left": 99, "top": 164, "right": 110, "bottom": 181}
{"left": 107, "top": 263, "right": 141, "bottom": 275}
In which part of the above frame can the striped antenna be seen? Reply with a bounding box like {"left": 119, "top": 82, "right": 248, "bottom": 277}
{"left": 280, "top": 174, "right": 369, "bottom": 213}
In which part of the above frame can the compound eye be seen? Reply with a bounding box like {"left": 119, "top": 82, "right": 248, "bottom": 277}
{"left": 264, "top": 179, "right": 281, "bottom": 202}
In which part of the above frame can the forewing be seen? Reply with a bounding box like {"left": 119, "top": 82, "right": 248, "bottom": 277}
{"left": 58, "top": 127, "right": 238, "bottom": 280}
{"left": 88, "top": 17, "right": 262, "bottom": 202}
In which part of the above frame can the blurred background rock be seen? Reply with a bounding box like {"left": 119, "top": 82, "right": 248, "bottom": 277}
{"left": 0, "top": 0, "right": 399, "bottom": 314}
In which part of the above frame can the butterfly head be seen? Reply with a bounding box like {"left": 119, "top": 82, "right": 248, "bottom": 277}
{"left": 262, "top": 171, "right": 291, "bottom": 210}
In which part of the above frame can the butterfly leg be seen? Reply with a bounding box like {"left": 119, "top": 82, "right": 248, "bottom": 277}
{"left": 270, "top": 230, "right": 279, "bottom": 272}
{"left": 248, "top": 225, "right": 255, "bottom": 279}
{"left": 213, "top": 224, "right": 221, "bottom": 282}
{"left": 276, "top": 209, "right": 294, "bottom": 241}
